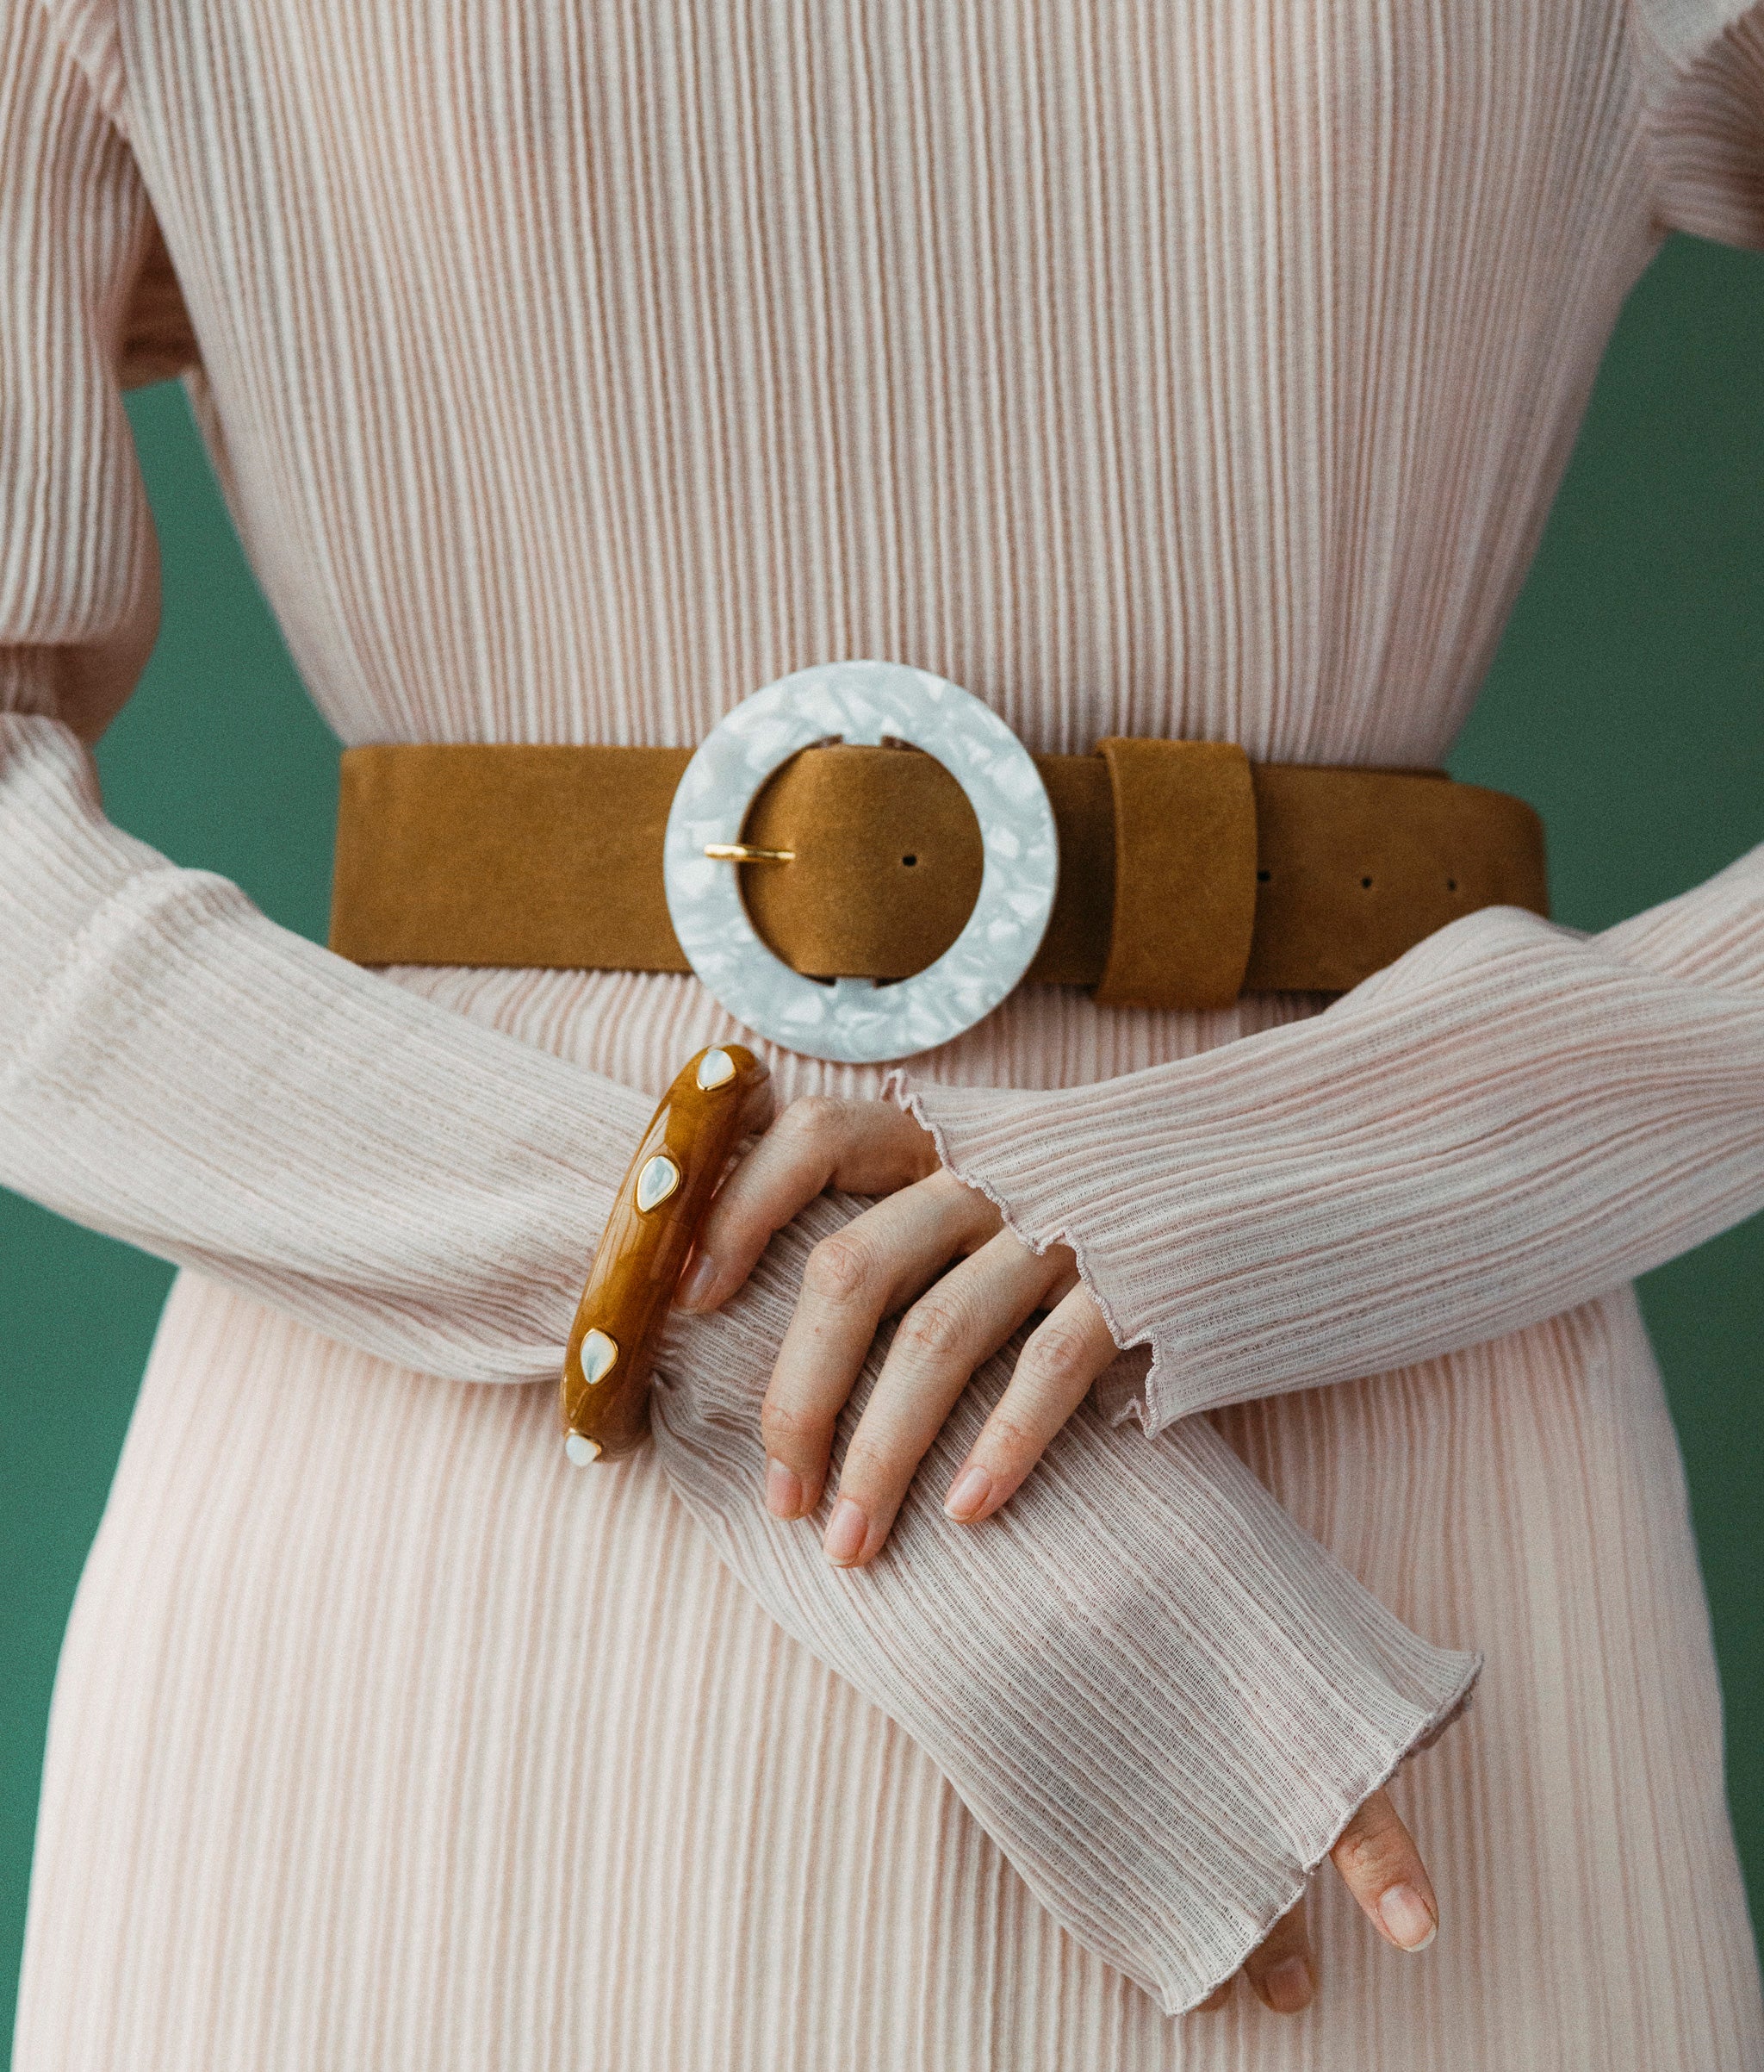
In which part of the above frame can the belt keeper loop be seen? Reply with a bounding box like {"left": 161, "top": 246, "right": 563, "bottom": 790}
{"left": 1092, "top": 738, "right": 1258, "bottom": 1011}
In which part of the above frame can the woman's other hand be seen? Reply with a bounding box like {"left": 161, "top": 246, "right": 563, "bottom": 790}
{"left": 675, "top": 1092, "right": 1443, "bottom": 2010}
{"left": 1195, "top": 1789, "right": 1439, "bottom": 2016}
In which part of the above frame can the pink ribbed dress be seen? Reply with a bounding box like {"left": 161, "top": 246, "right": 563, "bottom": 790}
{"left": 5, "top": 0, "right": 1764, "bottom": 2063}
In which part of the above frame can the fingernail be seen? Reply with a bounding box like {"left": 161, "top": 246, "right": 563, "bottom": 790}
{"left": 675, "top": 1253, "right": 718, "bottom": 1311}
{"left": 823, "top": 1496, "right": 868, "bottom": 1565}
{"left": 943, "top": 1464, "right": 991, "bottom": 1521}
{"left": 765, "top": 1457, "right": 804, "bottom": 1518}
{"left": 1263, "top": 1956, "right": 1314, "bottom": 2013}
{"left": 1377, "top": 1883, "right": 1437, "bottom": 1951}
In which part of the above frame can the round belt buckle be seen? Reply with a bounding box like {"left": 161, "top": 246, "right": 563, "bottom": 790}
{"left": 662, "top": 661, "right": 1058, "bottom": 1063}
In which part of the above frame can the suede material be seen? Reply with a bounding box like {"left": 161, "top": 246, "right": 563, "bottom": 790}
{"left": 739, "top": 744, "right": 984, "bottom": 980}
{"left": 329, "top": 743, "right": 1549, "bottom": 997}
{"left": 1242, "top": 765, "right": 1550, "bottom": 992}
{"left": 1093, "top": 739, "right": 1258, "bottom": 1010}
{"left": 739, "top": 745, "right": 1119, "bottom": 984}
{"left": 331, "top": 744, "right": 697, "bottom": 972}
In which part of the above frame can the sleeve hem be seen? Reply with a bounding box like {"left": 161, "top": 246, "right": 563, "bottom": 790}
{"left": 883, "top": 1063, "right": 1142, "bottom": 1349}
{"left": 1165, "top": 1658, "right": 1480, "bottom": 2017}
{"left": 885, "top": 1064, "right": 1179, "bottom": 1431}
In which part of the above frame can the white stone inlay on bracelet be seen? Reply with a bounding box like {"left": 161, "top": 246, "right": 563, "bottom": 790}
{"left": 694, "top": 1047, "right": 737, "bottom": 1090}
{"left": 577, "top": 1328, "right": 619, "bottom": 1387}
{"left": 635, "top": 1154, "right": 681, "bottom": 1212}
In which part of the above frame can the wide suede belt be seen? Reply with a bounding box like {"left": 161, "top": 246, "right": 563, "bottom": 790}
{"left": 329, "top": 739, "right": 1549, "bottom": 1011}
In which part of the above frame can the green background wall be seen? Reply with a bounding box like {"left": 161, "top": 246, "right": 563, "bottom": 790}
{"left": 3, "top": 230, "right": 1762, "bottom": 2037}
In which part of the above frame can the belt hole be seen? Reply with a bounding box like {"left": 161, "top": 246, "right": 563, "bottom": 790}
{"left": 902, "top": 853, "right": 918, "bottom": 868}
{"left": 1256, "top": 868, "right": 1270, "bottom": 883}
{"left": 1447, "top": 877, "right": 1458, "bottom": 892}
{"left": 1360, "top": 876, "right": 1374, "bottom": 889}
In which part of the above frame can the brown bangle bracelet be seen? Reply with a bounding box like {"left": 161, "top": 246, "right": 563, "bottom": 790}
{"left": 560, "top": 1043, "right": 771, "bottom": 1465}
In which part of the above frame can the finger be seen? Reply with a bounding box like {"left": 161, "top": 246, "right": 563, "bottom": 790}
{"left": 1329, "top": 1788, "right": 1438, "bottom": 1952}
{"left": 1242, "top": 1896, "right": 1315, "bottom": 2015}
{"left": 760, "top": 1173, "right": 1000, "bottom": 1522}
{"left": 940, "top": 1278, "right": 1117, "bottom": 1525}
{"left": 820, "top": 1229, "right": 1070, "bottom": 1566}
{"left": 677, "top": 1096, "right": 938, "bottom": 1313}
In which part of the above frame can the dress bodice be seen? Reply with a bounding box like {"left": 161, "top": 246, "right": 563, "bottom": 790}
{"left": 117, "top": 0, "right": 1660, "bottom": 769}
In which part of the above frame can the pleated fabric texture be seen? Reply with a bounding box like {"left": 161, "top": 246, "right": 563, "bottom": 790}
{"left": 5, "top": 0, "right": 1764, "bottom": 2060}
{"left": 889, "top": 853, "right": 1764, "bottom": 1435}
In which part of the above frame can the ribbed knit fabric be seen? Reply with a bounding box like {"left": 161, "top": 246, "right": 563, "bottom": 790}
{"left": 4, "top": 0, "right": 1764, "bottom": 2063}
{"left": 888, "top": 858, "right": 1764, "bottom": 1434}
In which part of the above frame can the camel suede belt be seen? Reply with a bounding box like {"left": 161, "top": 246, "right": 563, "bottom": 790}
{"left": 331, "top": 734, "right": 1548, "bottom": 1014}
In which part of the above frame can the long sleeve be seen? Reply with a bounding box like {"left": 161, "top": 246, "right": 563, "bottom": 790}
{"left": 886, "top": 3, "right": 1764, "bottom": 1441}
{"left": 1, "top": 3, "right": 1486, "bottom": 2014}
{"left": 0, "top": 3, "right": 658, "bottom": 1384}
{"left": 890, "top": 869, "right": 1764, "bottom": 1434}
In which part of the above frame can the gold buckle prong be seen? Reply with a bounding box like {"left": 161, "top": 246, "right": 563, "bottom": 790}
{"left": 704, "top": 843, "right": 796, "bottom": 863}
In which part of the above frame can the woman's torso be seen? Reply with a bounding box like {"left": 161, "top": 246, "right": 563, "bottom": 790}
{"left": 134, "top": 0, "right": 1657, "bottom": 754}
{"left": 111, "top": 0, "right": 1664, "bottom": 1098}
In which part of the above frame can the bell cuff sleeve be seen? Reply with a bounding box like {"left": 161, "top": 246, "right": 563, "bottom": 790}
{"left": 887, "top": 851, "right": 1764, "bottom": 1434}
{"left": 654, "top": 1224, "right": 1478, "bottom": 2014}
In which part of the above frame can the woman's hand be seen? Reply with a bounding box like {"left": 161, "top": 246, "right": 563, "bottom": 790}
{"left": 675, "top": 1090, "right": 1443, "bottom": 2012}
{"left": 674, "top": 1092, "right": 1118, "bottom": 1563}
